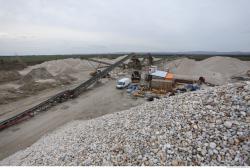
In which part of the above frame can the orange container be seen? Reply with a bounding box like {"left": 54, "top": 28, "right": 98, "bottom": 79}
{"left": 165, "top": 73, "right": 174, "bottom": 80}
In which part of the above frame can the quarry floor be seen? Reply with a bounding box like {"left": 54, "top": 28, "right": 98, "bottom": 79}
{"left": 0, "top": 79, "right": 145, "bottom": 160}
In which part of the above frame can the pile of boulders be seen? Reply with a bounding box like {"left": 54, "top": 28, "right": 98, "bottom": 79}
{"left": 1, "top": 82, "right": 249, "bottom": 166}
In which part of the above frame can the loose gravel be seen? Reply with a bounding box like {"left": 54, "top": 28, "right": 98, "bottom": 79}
{"left": 1, "top": 82, "right": 250, "bottom": 166}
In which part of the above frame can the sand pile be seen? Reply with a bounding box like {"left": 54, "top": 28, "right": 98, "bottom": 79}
{"left": 19, "top": 58, "right": 98, "bottom": 76}
{"left": 0, "top": 71, "right": 21, "bottom": 83}
{"left": 0, "top": 59, "right": 86, "bottom": 105}
{"left": 21, "top": 68, "right": 55, "bottom": 83}
{"left": 0, "top": 87, "right": 24, "bottom": 105}
{"left": 19, "top": 81, "right": 57, "bottom": 94}
{"left": 18, "top": 67, "right": 76, "bottom": 94}
{"left": 19, "top": 68, "right": 56, "bottom": 93}
{"left": 54, "top": 74, "right": 77, "bottom": 85}
{"left": 166, "top": 56, "right": 250, "bottom": 85}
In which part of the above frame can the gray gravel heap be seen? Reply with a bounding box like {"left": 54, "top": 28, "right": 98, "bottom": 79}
{"left": 1, "top": 82, "right": 250, "bottom": 166}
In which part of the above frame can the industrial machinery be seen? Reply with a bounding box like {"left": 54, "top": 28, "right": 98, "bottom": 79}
{"left": 127, "top": 55, "right": 142, "bottom": 70}
{"left": 131, "top": 71, "right": 141, "bottom": 83}
{"left": 0, "top": 54, "right": 133, "bottom": 131}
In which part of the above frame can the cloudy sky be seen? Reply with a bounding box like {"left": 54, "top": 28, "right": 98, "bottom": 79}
{"left": 0, "top": 0, "right": 250, "bottom": 55}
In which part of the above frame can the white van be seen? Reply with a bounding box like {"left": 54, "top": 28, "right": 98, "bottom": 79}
{"left": 116, "top": 78, "right": 131, "bottom": 89}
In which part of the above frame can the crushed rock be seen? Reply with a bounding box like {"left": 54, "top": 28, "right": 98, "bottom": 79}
{"left": 1, "top": 81, "right": 249, "bottom": 166}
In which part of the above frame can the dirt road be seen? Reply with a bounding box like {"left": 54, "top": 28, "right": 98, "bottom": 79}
{"left": 0, "top": 79, "right": 144, "bottom": 160}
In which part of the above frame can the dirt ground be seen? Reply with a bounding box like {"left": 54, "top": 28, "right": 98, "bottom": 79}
{"left": 0, "top": 79, "right": 145, "bottom": 160}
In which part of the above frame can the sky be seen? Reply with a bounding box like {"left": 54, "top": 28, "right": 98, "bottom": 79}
{"left": 0, "top": 0, "right": 250, "bottom": 55}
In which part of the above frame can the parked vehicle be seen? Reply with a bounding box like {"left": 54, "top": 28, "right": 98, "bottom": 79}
{"left": 116, "top": 78, "right": 131, "bottom": 89}
{"left": 126, "top": 84, "right": 139, "bottom": 93}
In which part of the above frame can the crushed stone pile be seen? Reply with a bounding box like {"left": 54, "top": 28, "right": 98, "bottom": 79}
{"left": 1, "top": 81, "right": 249, "bottom": 166}
{"left": 166, "top": 56, "right": 250, "bottom": 85}
{"left": 19, "top": 58, "right": 98, "bottom": 76}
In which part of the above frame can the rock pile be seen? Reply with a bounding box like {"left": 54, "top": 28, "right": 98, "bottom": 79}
{"left": 166, "top": 56, "right": 250, "bottom": 85}
{"left": 1, "top": 82, "right": 249, "bottom": 166}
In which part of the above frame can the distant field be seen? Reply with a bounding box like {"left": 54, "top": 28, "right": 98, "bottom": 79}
{"left": 0, "top": 54, "right": 250, "bottom": 70}
{"left": 0, "top": 54, "right": 120, "bottom": 64}
{"left": 0, "top": 54, "right": 120, "bottom": 70}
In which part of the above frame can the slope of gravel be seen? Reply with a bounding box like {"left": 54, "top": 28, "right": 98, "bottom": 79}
{"left": 1, "top": 82, "right": 250, "bottom": 166}
{"left": 166, "top": 56, "right": 250, "bottom": 85}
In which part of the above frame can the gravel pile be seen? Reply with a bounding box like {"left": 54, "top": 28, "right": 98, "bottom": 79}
{"left": 1, "top": 82, "right": 250, "bottom": 166}
{"left": 166, "top": 56, "right": 250, "bottom": 85}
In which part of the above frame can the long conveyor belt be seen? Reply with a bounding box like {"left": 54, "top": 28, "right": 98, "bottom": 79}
{"left": 0, "top": 54, "right": 133, "bottom": 131}
{"left": 84, "top": 58, "right": 113, "bottom": 66}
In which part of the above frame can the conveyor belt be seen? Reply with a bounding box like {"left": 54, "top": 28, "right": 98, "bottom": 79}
{"left": 84, "top": 58, "right": 113, "bottom": 66}
{"left": 73, "top": 54, "right": 131, "bottom": 96}
{"left": 0, "top": 54, "right": 133, "bottom": 131}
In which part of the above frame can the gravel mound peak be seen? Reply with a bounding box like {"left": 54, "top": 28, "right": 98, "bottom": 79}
{"left": 1, "top": 82, "right": 249, "bottom": 166}
{"left": 166, "top": 56, "right": 250, "bottom": 85}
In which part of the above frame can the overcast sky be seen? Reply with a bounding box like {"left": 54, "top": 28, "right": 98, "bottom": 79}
{"left": 0, "top": 0, "right": 250, "bottom": 55}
